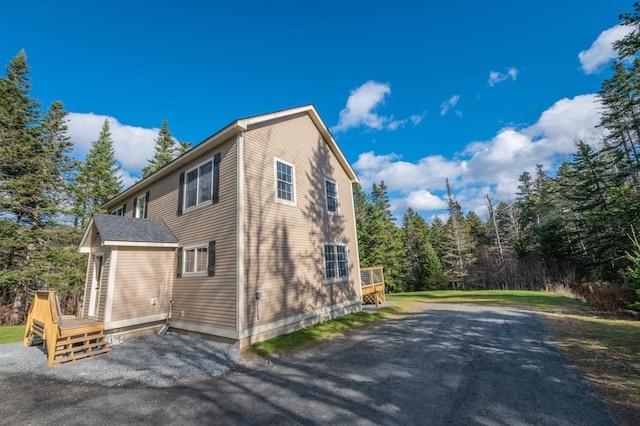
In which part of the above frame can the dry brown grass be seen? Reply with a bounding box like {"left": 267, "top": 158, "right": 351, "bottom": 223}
{"left": 542, "top": 313, "right": 640, "bottom": 426}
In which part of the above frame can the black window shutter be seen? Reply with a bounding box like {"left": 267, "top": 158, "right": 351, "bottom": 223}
{"left": 176, "top": 247, "right": 183, "bottom": 278}
{"left": 212, "top": 153, "right": 220, "bottom": 204}
{"left": 122, "top": 203, "right": 126, "bottom": 215}
{"left": 144, "top": 191, "right": 150, "bottom": 218}
{"left": 177, "top": 172, "right": 185, "bottom": 216}
{"left": 133, "top": 197, "right": 137, "bottom": 216}
{"left": 208, "top": 241, "right": 216, "bottom": 277}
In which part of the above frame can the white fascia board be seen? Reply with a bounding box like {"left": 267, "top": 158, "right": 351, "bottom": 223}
{"left": 102, "top": 241, "right": 179, "bottom": 248}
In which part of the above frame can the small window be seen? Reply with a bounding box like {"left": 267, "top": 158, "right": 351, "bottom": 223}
{"left": 325, "top": 178, "right": 338, "bottom": 214}
{"left": 183, "top": 244, "right": 208, "bottom": 275}
{"left": 177, "top": 241, "right": 215, "bottom": 278}
{"left": 110, "top": 204, "right": 125, "bottom": 216}
{"left": 134, "top": 192, "right": 149, "bottom": 218}
{"left": 275, "top": 158, "right": 295, "bottom": 205}
{"left": 323, "top": 243, "right": 349, "bottom": 282}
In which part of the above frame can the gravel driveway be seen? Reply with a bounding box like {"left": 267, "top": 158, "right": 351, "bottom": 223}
{"left": 0, "top": 305, "right": 618, "bottom": 425}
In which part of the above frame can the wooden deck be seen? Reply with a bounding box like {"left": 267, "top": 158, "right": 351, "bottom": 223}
{"left": 24, "top": 291, "right": 111, "bottom": 366}
{"left": 361, "top": 266, "right": 385, "bottom": 307}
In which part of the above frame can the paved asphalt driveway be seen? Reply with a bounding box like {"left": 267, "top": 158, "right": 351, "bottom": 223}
{"left": 0, "top": 305, "right": 617, "bottom": 425}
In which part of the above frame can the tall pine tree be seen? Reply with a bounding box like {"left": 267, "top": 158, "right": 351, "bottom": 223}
{"left": 78, "top": 119, "right": 123, "bottom": 216}
{"left": 142, "top": 119, "right": 176, "bottom": 178}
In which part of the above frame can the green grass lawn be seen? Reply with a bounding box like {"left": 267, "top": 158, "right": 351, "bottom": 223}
{"left": 0, "top": 325, "right": 25, "bottom": 345}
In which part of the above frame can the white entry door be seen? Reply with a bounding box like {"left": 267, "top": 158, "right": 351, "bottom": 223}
{"left": 88, "top": 255, "right": 103, "bottom": 318}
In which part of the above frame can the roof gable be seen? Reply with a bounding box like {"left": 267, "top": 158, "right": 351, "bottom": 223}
{"left": 79, "top": 214, "right": 178, "bottom": 252}
{"left": 102, "top": 105, "right": 357, "bottom": 210}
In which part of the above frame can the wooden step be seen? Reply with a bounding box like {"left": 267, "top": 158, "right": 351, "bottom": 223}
{"left": 52, "top": 331, "right": 112, "bottom": 366}
{"left": 53, "top": 346, "right": 111, "bottom": 365}
{"left": 54, "top": 338, "right": 110, "bottom": 356}
{"left": 55, "top": 332, "right": 106, "bottom": 347}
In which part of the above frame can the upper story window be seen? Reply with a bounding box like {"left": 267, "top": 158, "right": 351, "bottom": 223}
{"left": 177, "top": 153, "right": 220, "bottom": 216}
{"left": 134, "top": 191, "right": 149, "bottom": 218}
{"left": 110, "top": 204, "right": 125, "bottom": 216}
{"left": 325, "top": 178, "right": 338, "bottom": 214}
{"left": 275, "top": 158, "right": 295, "bottom": 205}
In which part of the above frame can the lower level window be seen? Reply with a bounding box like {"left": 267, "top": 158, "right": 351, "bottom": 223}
{"left": 324, "top": 243, "right": 349, "bottom": 282}
{"left": 184, "top": 245, "right": 208, "bottom": 274}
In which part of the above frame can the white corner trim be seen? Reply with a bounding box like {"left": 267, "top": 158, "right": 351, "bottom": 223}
{"left": 237, "top": 131, "right": 245, "bottom": 334}
{"left": 104, "top": 247, "right": 118, "bottom": 323}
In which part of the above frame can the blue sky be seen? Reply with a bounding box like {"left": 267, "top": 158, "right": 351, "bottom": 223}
{"left": 1, "top": 1, "right": 631, "bottom": 221}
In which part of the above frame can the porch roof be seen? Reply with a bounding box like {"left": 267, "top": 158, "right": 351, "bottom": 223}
{"left": 78, "top": 214, "right": 179, "bottom": 252}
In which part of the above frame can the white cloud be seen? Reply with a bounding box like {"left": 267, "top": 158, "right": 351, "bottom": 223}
{"left": 406, "top": 190, "right": 447, "bottom": 211}
{"left": 440, "top": 95, "right": 460, "bottom": 116}
{"left": 354, "top": 94, "right": 603, "bottom": 217}
{"left": 331, "top": 81, "right": 392, "bottom": 132}
{"left": 331, "top": 81, "right": 425, "bottom": 133}
{"left": 354, "top": 151, "right": 465, "bottom": 197}
{"left": 579, "top": 24, "right": 634, "bottom": 74}
{"left": 488, "top": 67, "right": 518, "bottom": 87}
{"left": 67, "top": 112, "right": 160, "bottom": 188}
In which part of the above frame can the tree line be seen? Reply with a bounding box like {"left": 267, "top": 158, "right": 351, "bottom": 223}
{"left": 356, "top": 5, "right": 640, "bottom": 311}
{"left": 0, "top": 51, "right": 189, "bottom": 325}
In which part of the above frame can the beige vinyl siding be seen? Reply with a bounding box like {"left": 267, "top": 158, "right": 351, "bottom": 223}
{"left": 242, "top": 113, "right": 359, "bottom": 330}
{"left": 110, "top": 247, "right": 174, "bottom": 322}
{"left": 129, "top": 136, "right": 239, "bottom": 330}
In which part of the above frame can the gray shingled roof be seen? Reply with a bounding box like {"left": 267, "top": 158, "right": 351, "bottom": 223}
{"left": 93, "top": 214, "right": 178, "bottom": 244}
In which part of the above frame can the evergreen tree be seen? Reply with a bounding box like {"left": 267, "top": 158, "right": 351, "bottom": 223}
{"left": 142, "top": 119, "right": 176, "bottom": 178}
{"left": 37, "top": 101, "right": 74, "bottom": 221}
{"left": 80, "top": 119, "right": 123, "bottom": 214}
{"left": 357, "top": 182, "right": 406, "bottom": 292}
{"left": 0, "top": 50, "right": 42, "bottom": 225}
{"left": 442, "top": 178, "right": 475, "bottom": 289}
{"left": 403, "top": 208, "right": 444, "bottom": 290}
{"left": 175, "top": 140, "right": 192, "bottom": 157}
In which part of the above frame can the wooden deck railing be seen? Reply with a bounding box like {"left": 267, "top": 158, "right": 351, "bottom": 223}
{"left": 361, "top": 266, "right": 385, "bottom": 307}
{"left": 23, "top": 291, "right": 110, "bottom": 366}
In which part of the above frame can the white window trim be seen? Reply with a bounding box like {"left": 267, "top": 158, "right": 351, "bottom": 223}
{"left": 274, "top": 157, "right": 296, "bottom": 206}
{"left": 323, "top": 242, "right": 350, "bottom": 284}
{"left": 110, "top": 206, "right": 124, "bottom": 216}
{"left": 135, "top": 193, "right": 147, "bottom": 218}
{"left": 182, "top": 243, "right": 209, "bottom": 276}
{"left": 324, "top": 178, "right": 339, "bottom": 215}
{"left": 183, "top": 156, "right": 214, "bottom": 212}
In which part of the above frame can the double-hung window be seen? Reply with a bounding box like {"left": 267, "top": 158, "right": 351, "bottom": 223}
{"left": 178, "top": 241, "right": 216, "bottom": 277}
{"left": 325, "top": 178, "right": 338, "bottom": 214}
{"left": 134, "top": 192, "right": 149, "bottom": 218}
{"left": 185, "top": 161, "right": 212, "bottom": 209}
{"left": 323, "top": 243, "right": 349, "bottom": 282}
{"left": 275, "top": 158, "right": 295, "bottom": 205}
{"left": 178, "top": 153, "right": 220, "bottom": 215}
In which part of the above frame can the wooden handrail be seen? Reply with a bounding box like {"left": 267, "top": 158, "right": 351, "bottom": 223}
{"left": 23, "top": 291, "right": 61, "bottom": 366}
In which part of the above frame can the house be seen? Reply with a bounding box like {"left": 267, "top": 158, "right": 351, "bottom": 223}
{"left": 78, "top": 105, "right": 362, "bottom": 348}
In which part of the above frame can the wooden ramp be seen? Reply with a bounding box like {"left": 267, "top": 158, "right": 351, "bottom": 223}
{"left": 361, "top": 266, "right": 385, "bottom": 308}
{"left": 23, "top": 291, "right": 111, "bottom": 366}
